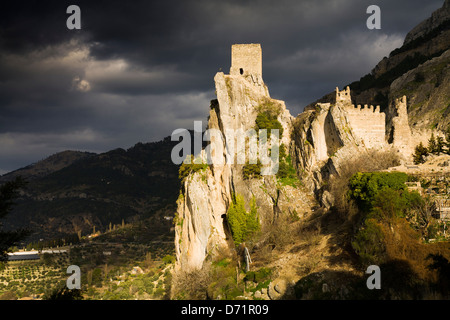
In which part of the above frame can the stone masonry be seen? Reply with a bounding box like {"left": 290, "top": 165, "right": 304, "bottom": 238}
{"left": 335, "top": 86, "right": 386, "bottom": 149}
{"left": 230, "top": 43, "right": 264, "bottom": 86}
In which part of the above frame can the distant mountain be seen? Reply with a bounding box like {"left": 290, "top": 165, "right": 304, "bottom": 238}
{"left": 0, "top": 150, "right": 96, "bottom": 183}
{"left": 1, "top": 136, "right": 185, "bottom": 243}
{"left": 307, "top": 0, "right": 450, "bottom": 132}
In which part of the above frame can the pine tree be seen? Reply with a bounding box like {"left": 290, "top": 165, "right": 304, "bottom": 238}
{"left": 428, "top": 133, "right": 437, "bottom": 154}
{"left": 413, "top": 142, "right": 428, "bottom": 164}
{"left": 436, "top": 136, "right": 445, "bottom": 155}
{"left": 445, "top": 127, "right": 450, "bottom": 154}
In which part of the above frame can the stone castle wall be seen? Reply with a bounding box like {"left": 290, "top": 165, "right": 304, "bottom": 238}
{"left": 335, "top": 87, "right": 386, "bottom": 148}
{"left": 344, "top": 104, "right": 386, "bottom": 148}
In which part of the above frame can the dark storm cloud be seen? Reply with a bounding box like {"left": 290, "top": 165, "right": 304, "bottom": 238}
{"left": 0, "top": 0, "right": 445, "bottom": 173}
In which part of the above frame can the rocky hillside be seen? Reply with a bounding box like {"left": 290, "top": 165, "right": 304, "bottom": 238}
{"left": 172, "top": 2, "right": 450, "bottom": 300}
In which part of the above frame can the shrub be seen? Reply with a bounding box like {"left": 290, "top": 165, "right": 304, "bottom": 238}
{"left": 254, "top": 99, "right": 284, "bottom": 139}
{"left": 255, "top": 112, "right": 283, "bottom": 139}
{"left": 242, "top": 161, "right": 262, "bottom": 180}
{"left": 178, "top": 155, "right": 208, "bottom": 182}
{"left": 276, "top": 145, "right": 300, "bottom": 187}
{"left": 162, "top": 255, "right": 175, "bottom": 265}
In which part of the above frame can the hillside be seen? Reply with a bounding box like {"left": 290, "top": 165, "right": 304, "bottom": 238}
{"left": 0, "top": 151, "right": 95, "bottom": 183}
{"left": 1, "top": 137, "right": 182, "bottom": 243}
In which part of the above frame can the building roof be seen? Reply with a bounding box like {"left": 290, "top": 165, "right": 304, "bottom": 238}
{"left": 7, "top": 251, "right": 40, "bottom": 261}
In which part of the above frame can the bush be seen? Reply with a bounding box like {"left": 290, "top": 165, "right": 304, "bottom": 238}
{"left": 242, "top": 161, "right": 262, "bottom": 180}
{"left": 178, "top": 155, "right": 208, "bottom": 182}
{"left": 255, "top": 112, "right": 283, "bottom": 139}
{"left": 276, "top": 145, "right": 300, "bottom": 187}
{"left": 254, "top": 99, "right": 284, "bottom": 139}
{"left": 244, "top": 267, "right": 272, "bottom": 283}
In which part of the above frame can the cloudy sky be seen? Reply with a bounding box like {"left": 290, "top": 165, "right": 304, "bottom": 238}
{"left": 0, "top": 0, "right": 444, "bottom": 174}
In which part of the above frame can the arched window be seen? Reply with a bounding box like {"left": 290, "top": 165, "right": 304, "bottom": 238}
{"left": 239, "top": 68, "right": 244, "bottom": 75}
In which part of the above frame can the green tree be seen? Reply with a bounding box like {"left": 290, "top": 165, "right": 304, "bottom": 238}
{"left": 413, "top": 142, "right": 428, "bottom": 164}
{"left": 428, "top": 133, "right": 437, "bottom": 154}
{"left": 436, "top": 136, "right": 445, "bottom": 155}
{"left": 348, "top": 172, "right": 409, "bottom": 211}
{"left": 227, "top": 194, "right": 260, "bottom": 246}
{"left": 351, "top": 218, "right": 385, "bottom": 264}
{"left": 0, "top": 177, "right": 30, "bottom": 262}
{"left": 370, "top": 188, "right": 410, "bottom": 221}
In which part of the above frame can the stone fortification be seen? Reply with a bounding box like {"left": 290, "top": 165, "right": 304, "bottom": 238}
{"left": 335, "top": 86, "right": 386, "bottom": 149}
{"left": 230, "top": 43, "right": 264, "bottom": 86}
{"left": 390, "top": 95, "right": 413, "bottom": 154}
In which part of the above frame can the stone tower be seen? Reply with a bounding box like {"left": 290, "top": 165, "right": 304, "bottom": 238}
{"left": 230, "top": 43, "right": 262, "bottom": 79}
{"left": 391, "top": 95, "right": 412, "bottom": 154}
{"left": 335, "top": 86, "right": 352, "bottom": 105}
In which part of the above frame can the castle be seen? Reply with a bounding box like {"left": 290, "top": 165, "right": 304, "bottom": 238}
{"left": 333, "top": 86, "right": 412, "bottom": 152}
{"left": 334, "top": 86, "right": 386, "bottom": 148}
{"left": 228, "top": 43, "right": 413, "bottom": 156}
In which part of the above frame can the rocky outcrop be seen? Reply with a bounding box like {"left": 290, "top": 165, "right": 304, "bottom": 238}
{"left": 173, "top": 55, "right": 320, "bottom": 273}
{"left": 175, "top": 70, "right": 294, "bottom": 272}
{"left": 404, "top": 0, "right": 450, "bottom": 46}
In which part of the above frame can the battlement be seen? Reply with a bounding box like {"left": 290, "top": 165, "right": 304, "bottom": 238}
{"left": 333, "top": 86, "right": 386, "bottom": 148}
{"left": 348, "top": 104, "right": 382, "bottom": 114}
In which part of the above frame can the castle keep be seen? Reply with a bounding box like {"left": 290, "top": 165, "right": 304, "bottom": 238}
{"left": 230, "top": 44, "right": 265, "bottom": 87}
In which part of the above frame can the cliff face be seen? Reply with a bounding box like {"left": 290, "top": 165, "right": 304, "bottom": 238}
{"left": 174, "top": 71, "right": 314, "bottom": 272}
{"left": 403, "top": 0, "right": 450, "bottom": 46}
{"left": 388, "top": 49, "right": 450, "bottom": 136}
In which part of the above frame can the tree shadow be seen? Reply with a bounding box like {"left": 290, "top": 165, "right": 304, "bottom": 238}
{"left": 280, "top": 259, "right": 434, "bottom": 300}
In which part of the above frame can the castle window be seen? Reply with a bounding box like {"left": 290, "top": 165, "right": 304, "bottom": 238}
{"left": 240, "top": 68, "right": 244, "bottom": 75}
